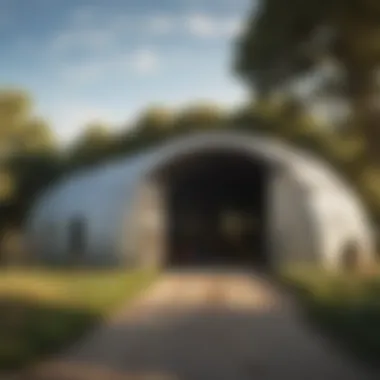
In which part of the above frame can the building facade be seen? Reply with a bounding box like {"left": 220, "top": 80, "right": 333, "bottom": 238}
{"left": 26, "top": 131, "right": 375, "bottom": 271}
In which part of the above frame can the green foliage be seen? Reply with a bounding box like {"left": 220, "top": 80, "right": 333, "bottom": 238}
{"left": 16, "top": 118, "right": 57, "bottom": 154}
{"left": 137, "top": 105, "right": 174, "bottom": 135}
{"left": 282, "top": 267, "right": 380, "bottom": 368}
{"left": 0, "top": 90, "right": 32, "bottom": 143}
{"left": 8, "top": 152, "right": 64, "bottom": 222}
{"left": 235, "top": 0, "right": 380, "bottom": 159}
{"left": 174, "top": 102, "right": 225, "bottom": 133}
{"left": 0, "top": 269, "right": 157, "bottom": 370}
{"left": 66, "top": 122, "right": 116, "bottom": 169}
{"left": 0, "top": 89, "right": 62, "bottom": 248}
{"left": 233, "top": 0, "right": 380, "bottom": 224}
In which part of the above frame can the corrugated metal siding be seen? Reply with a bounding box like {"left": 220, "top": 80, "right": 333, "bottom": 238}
{"left": 26, "top": 131, "right": 375, "bottom": 268}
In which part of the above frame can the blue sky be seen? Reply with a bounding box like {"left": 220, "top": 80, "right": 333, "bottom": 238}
{"left": 1, "top": 0, "right": 253, "bottom": 142}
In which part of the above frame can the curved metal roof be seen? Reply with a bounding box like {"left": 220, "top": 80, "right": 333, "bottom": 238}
{"left": 27, "top": 131, "right": 364, "bottom": 231}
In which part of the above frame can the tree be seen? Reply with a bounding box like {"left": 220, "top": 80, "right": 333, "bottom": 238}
{"left": 6, "top": 152, "right": 64, "bottom": 226}
{"left": 0, "top": 89, "right": 58, "bottom": 157}
{"left": 0, "top": 89, "right": 31, "bottom": 156}
{"left": 126, "top": 106, "right": 175, "bottom": 150}
{"left": 0, "top": 89, "right": 61, "bottom": 237}
{"left": 235, "top": 0, "right": 380, "bottom": 161}
{"left": 231, "top": 96, "right": 328, "bottom": 147}
{"left": 174, "top": 103, "right": 225, "bottom": 132}
{"left": 0, "top": 90, "right": 31, "bottom": 131}
{"left": 15, "top": 118, "right": 57, "bottom": 154}
{"left": 136, "top": 106, "right": 174, "bottom": 135}
{"left": 67, "top": 122, "right": 115, "bottom": 168}
{"left": 115, "top": 103, "right": 225, "bottom": 158}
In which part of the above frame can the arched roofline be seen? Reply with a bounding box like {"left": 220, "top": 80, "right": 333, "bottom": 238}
{"left": 141, "top": 131, "right": 291, "bottom": 180}
{"left": 30, "top": 130, "right": 363, "bottom": 230}
{"left": 27, "top": 131, "right": 308, "bottom": 227}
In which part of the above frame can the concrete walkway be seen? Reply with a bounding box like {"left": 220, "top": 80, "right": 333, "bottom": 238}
{"left": 23, "top": 270, "right": 378, "bottom": 380}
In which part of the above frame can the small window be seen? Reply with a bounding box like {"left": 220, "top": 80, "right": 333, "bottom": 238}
{"left": 47, "top": 222, "right": 56, "bottom": 252}
{"left": 341, "top": 240, "right": 360, "bottom": 272}
{"left": 68, "top": 216, "right": 86, "bottom": 258}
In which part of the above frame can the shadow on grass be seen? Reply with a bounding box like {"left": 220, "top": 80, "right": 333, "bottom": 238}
{"left": 281, "top": 271, "right": 380, "bottom": 370}
{"left": 0, "top": 268, "right": 157, "bottom": 371}
{"left": 0, "top": 297, "right": 99, "bottom": 371}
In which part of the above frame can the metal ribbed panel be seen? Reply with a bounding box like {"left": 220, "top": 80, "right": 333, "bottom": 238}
{"left": 25, "top": 131, "right": 375, "bottom": 268}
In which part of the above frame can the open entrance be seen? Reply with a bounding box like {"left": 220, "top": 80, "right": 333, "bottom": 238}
{"left": 67, "top": 216, "right": 87, "bottom": 265}
{"left": 156, "top": 150, "right": 271, "bottom": 269}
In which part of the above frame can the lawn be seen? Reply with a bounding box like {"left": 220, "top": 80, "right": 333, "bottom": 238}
{"left": 0, "top": 268, "right": 157, "bottom": 370}
{"left": 281, "top": 265, "right": 380, "bottom": 369}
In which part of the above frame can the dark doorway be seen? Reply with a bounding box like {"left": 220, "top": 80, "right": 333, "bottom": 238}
{"left": 68, "top": 216, "right": 87, "bottom": 264}
{"left": 159, "top": 150, "right": 270, "bottom": 269}
{"left": 341, "top": 239, "right": 361, "bottom": 272}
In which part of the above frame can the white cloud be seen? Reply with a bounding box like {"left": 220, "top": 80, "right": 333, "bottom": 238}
{"left": 51, "top": 28, "right": 115, "bottom": 54}
{"left": 129, "top": 49, "right": 159, "bottom": 75}
{"left": 186, "top": 14, "right": 217, "bottom": 38}
{"left": 59, "top": 48, "right": 160, "bottom": 85}
{"left": 50, "top": 7, "right": 245, "bottom": 57}
{"left": 44, "top": 8, "right": 243, "bottom": 88}
{"left": 185, "top": 14, "right": 244, "bottom": 39}
{"left": 224, "top": 19, "right": 245, "bottom": 38}
{"left": 147, "top": 13, "right": 243, "bottom": 39}
{"left": 49, "top": 7, "right": 124, "bottom": 55}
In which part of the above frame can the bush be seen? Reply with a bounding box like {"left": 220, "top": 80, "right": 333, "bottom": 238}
{"left": 281, "top": 266, "right": 380, "bottom": 369}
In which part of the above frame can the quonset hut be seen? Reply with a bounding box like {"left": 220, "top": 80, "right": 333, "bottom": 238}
{"left": 26, "top": 131, "right": 375, "bottom": 271}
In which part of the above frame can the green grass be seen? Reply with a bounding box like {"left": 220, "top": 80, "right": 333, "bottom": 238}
{"left": 0, "top": 268, "right": 157, "bottom": 370}
{"left": 280, "top": 265, "right": 380, "bottom": 369}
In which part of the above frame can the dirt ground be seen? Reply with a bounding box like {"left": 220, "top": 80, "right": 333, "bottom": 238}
{"left": 20, "top": 270, "right": 379, "bottom": 380}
